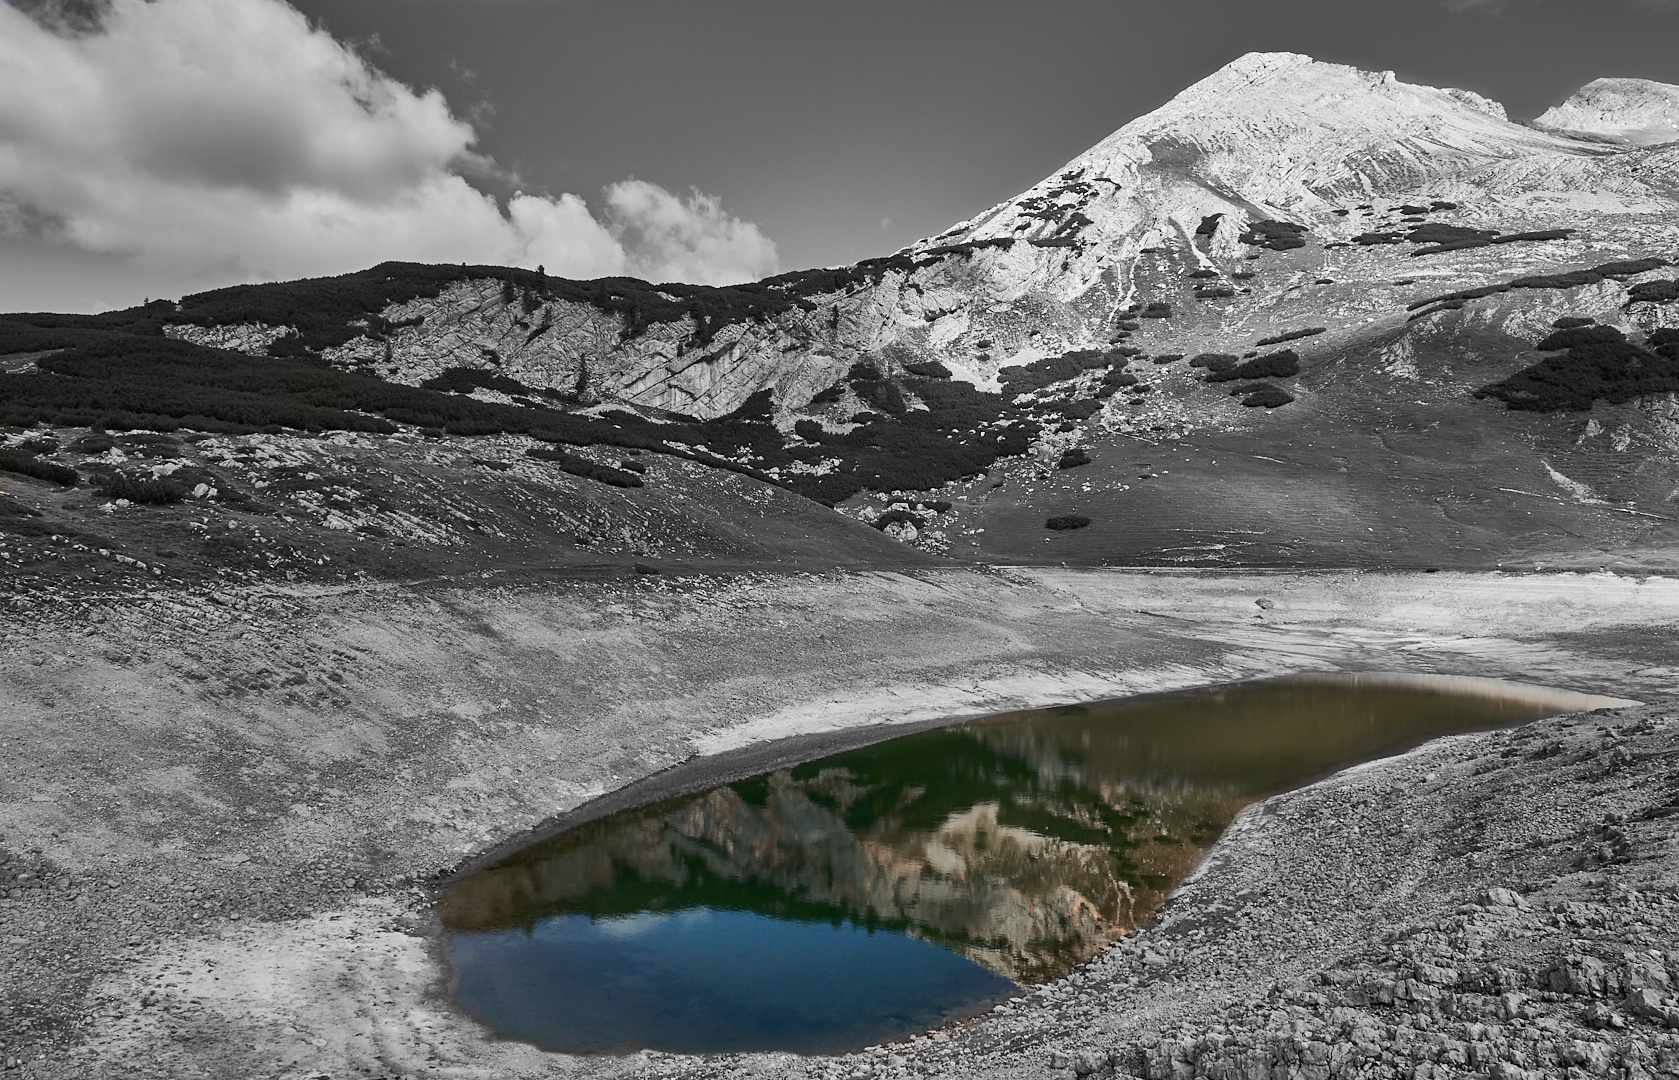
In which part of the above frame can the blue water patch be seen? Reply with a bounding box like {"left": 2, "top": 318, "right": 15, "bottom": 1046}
{"left": 448, "top": 908, "right": 1015, "bottom": 1054}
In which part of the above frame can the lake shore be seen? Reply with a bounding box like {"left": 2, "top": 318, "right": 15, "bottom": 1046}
{"left": 2, "top": 566, "right": 1677, "bottom": 1078}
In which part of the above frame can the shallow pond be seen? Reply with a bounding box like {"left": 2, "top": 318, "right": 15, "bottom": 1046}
{"left": 437, "top": 674, "right": 1585, "bottom": 1054}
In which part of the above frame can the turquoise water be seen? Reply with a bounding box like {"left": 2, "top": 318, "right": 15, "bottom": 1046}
{"left": 439, "top": 675, "right": 1565, "bottom": 1054}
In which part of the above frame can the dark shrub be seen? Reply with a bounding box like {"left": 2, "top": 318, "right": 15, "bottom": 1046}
{"left": 902, "top": 360, "right": 952, "bottom": 378}
{"left": 1353, "top": 232, "right": 1404, "bottom": 245}
{"left": 1153, "top": 353, "right": 1184, "bottom": 364}
{"left": 1058, "top": 448, "right": 1091, "bottom": 469}
{"left": 1553, "top": 317, "right": 1596, "bottom": 330}
{"left": 1045, "top": 515, "right": 1091, "bottom": 530}
{"left": 1256, "top": 327, "right": 1326, "bottom": 347}
{"left": 421, "top": 367, "right": 538, "bottom": 397}
{"left": 1239, "top": 384, "right": 1295, "bottom": 408}
{"left": 618, "top": 459, "right": 647, "bottom": 474}
{"left": 1141, "top": 302, "right": 1172, "bottom": 319}
{"left": 1195, "top": 287, "right": 1236, "bottom": 299}
{"left": 0, "top": 448, "right": 78, "bottom": 486}
{"left": 1650, "top": 328, "right": 1679, "bottom": 348}
{"left": 1206, "top": 350, "right": 1301, "bottom": 383}
{"left": 524, "top": 446, "right": 644, "bottom": 488}
{"left": 1406, "top": 283, "right": 1511, "bottom": 311}
{"left": 1195, "top": 214, "right": 1223, "bottom": 237}
{"left": 1491, "top": 229, "right": 1574, "bottom": 244}
{"left": 1188, "top": 353, "right": 1238, "bottom": 372}
{"left": 1477, "top": 337, "right": 1679, "bottom": 412}
{"left": 1407, "top": 223, "right": 1497, "bottom": 246}
{"left": 873, "top": 508, "right": 925, "bottom": 531}
{"left": 1239, "top": 221, "right": 1309, "bottom": 251}
{"left": 1628, "top": 280, "right": 1679, "bottom": 304}
{"left": 96, "top": 472, "right": 188, "bottom": 504}
{"left": 1535, "top": 325, "right": 1624, "bottom": 351}
{"left": 1188, "top": 269, "right": 1221, "bottom": 279}
{"left": 808, "top": 383, "right": 846, "bottom": 405}
{"left": 793, "top": 419, "right": 824, "bottom": 442}
{"left": 1596, "top": 259, "right": 1669, "bottom": 277}
{"left": 916, "top": 499, "right": 952, "bottom": 513}
{"left": 1103, "top": 369, "right": 1139, "bottom": 387}
{"left": 1430, "top": 201, "right": 1458, "bottom": 211}
{"left": 847, "top": 361, "right": 882, "bottom": 381}
{"left": 1397, "top": 204, "right": 1431, "bottom": 215}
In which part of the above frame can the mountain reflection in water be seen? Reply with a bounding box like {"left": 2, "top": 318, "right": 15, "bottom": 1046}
{"left": 440, "top": 676, "right": 1562, "bottom": 990}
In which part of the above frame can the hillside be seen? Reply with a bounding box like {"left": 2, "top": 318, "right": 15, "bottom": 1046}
{"left": 5, "top": 52, "right": 1679, "bottom": 585}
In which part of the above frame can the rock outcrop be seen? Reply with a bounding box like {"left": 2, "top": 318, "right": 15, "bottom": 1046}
{"left": 1535, "top": 78, "right": 1679, "bottom": 146}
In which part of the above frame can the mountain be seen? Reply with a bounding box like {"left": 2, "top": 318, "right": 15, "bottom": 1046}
{"left": 1535, "top": 77, "right": 1679, "bottom": 146}
{"left": 5, "top": 52, "right": 1679, "bottom": 584}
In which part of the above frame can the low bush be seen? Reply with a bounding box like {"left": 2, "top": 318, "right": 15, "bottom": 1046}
{"left": 0, "top": 448, "right": 78, "bottom": 486}
{"left": 808, "top": 384, "right": 846, "bottom": 405}
{"left": 95, "top": 472, "right": 188, "bottom": 504}
{"left": 1477, "top": 335, "right": 1679, "bottom": 412}
{"left": 902, "top": 360, "right": 952, "bottom": 378}
{"left": 1407, "top": 223, "right": 1497, "bottom": 246}
{"left": 1195, "top": 214, "right": 1223, "bottom": 237}
{"left": 1188, "top": 353, "right": 1238, "bottom": 371}
{"left": 793, "top": 419, "right": 824, "bottom": 442}
{"left": 1188, "top": 269, "right": 1220, "bottom": 279}
{"left": 1256, "top": 327, "right": 1326, "bottom": 346}
{"left": 1553, "top": 317, "right": 1596, "bottom": 330}
{"left": 1535, "top": 325, "right": 1624, "bottom": 351}
{"left": 1205, "top": 350, "right": 1301, "bottom": 383}
{"left": 1153, "top": 353, "right": 1184, "bottom": 364}
{"left": 1058, "top": 448, "right": 1091, "bottom": 469}
{"left": 1431, "top": 200, "right": 1458, "bottom": 211}
{"left": 872, "top": 508, "right": 925, "bottom": 531}
{"left": 1141, "top": 302, "right": 1173, "bottom": 319}
{"left": 1628, "top": 280, "right": 1679, "bottom": 304}
{"left": 1491, "top": 229, "right": 1574, "bottom": 244}
{"left": 1397, "top": 204, "right": 1432, "bottom": 215}
{"left": 1239, "top": 384, "right": 1295, "bottom": 408}
{"left": 1045, "top": 515, "right": 1091, "bottom": 530}
{"left": 618, "top": 459, "right": 647, "bottom": 474}
{"left": 1195, "top": 287, "right": 1236, "bottom": 299}
{"left": 524, "top": 446, "right": 644, "bottom": 488}
{"left": 1239, "top": 221, "right": 1309, "bottom": 251}
{"left": 1353, "top": 232, "right": 1404, "bottom": 245}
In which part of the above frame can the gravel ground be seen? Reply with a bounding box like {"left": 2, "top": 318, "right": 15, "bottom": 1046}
{"left": 1, "top": 566, "right": 1677, "bottom": 1079}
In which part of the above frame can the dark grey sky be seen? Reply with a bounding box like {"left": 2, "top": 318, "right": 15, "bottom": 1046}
{"left": 292, "top": 0, "right": 1679, "bottom": 269}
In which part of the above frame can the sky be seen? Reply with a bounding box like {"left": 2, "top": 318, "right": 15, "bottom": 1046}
{"left": 1, "top": 0, "right": 1677, "bottom": 313}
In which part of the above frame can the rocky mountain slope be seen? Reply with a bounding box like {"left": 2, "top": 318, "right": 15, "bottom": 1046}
{"left": 6, "top": 52, "right": 1679, "bottom": 579}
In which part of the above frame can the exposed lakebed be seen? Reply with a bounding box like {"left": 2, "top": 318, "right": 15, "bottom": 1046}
{"left": 436, "top": 674, "right": 1594, "bottom": 1055}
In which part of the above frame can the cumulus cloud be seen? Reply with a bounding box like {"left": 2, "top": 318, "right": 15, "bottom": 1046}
{"left": 0, "top": 0, "right": 779, "bottom": 296}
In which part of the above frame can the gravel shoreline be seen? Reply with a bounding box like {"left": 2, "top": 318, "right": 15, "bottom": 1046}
{"left": 2, "top": 567, "right": 1677, "bottom": 1079}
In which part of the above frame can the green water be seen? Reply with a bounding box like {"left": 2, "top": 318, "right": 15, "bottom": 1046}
{"left": 438, "top": 674, "right": 1567, "bottom": 1054}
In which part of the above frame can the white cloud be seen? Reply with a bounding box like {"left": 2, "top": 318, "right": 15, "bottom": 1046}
{"left": 604, "top": 180, "right": 780, "bottom": 285}
{"left": 0, "top": 0, "right": 779, "bottom": 303}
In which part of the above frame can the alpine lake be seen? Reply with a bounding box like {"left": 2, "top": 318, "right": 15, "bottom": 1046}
{"left": 436, "top": 674, "right": 1593, "bottom": 1055}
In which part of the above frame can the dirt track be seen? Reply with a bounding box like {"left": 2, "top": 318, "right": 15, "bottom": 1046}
{"left": 2, "top": 566, "right": 1678, "bottom": 1079}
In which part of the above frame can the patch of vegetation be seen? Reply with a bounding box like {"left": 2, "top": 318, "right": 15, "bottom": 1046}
{"left": 524, "top": 446, "right": 645, "bottom": 488}
{"left": 1194, "top": 287, "right": 1236, "bottom": 299}
{"left": 1188, "top": 269, "right": 1221, "bottom": 279}
{"left": 1141, "top": 302, "right": 1173, "bottom": 319}
{"left": 0, "top": 447, "right": 78, "bottom": 486}
{"left": 95, "top": 472, "right": 189, "bottom": 504}
{"left": 1188, "top": 353, "right": 1239, "bottom": 373}
{"left": 1153, "top": 353, "right": 1184, "bottom": 364}
{"left": 1535, "top": 325, "right": 1625, "bottom": 351}
{"left": 1205, "top": 350, "right": 1301, "bottom": 384}
{"left": 1045, "top": 515, "right": 1091, "bottom": 531}
{"left": 1057, "top": 448, "right": 1091, "bottom": 469}
{"left": 1477, "top": 325, "right": 1679, "bottom": 412}
{"left": 1238, "top": 383, "right": 1295, "bottom": 408}
{"left": 1553, "top": 317, "right": 1596, "bottom": 329}
{"left": 872, "top": 508, "right": 925, "bottom": 532}
{"left": 1239, "top": 221, "right": 1309, "bottom": 251}
{"left": 1256, "top": 328, "right": 1326, "bottom": 346}
{"left": 1407, "top": 257, "right": 1674, "bottom": 312}
{"left": 1195, "top": 214, "right": 1223, "bottom": 237}
{"left": 998, "top": 349, "right": 1123, "bottom": 395}
{"left": 902, "top": 360, "right": 952, "bottom": 378}
{"left": 421, "top": 366, "right": 567, "bottom": 401}
{"left": 1353, "top": 232, "right": 1404, "bottom": 245}
{"left": 1628, "top": 279, "right": 1679, "bottom": 304}
{"left": 793, "top": 419, "right": 824, "bottom": 442}
{"left": 1492, "top": 229, "right": 1574, "bottom": 245}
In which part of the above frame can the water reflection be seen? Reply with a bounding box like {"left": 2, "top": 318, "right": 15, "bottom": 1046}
{"left": 438, "top": 674, "right": 1574, "bottom": 1052}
